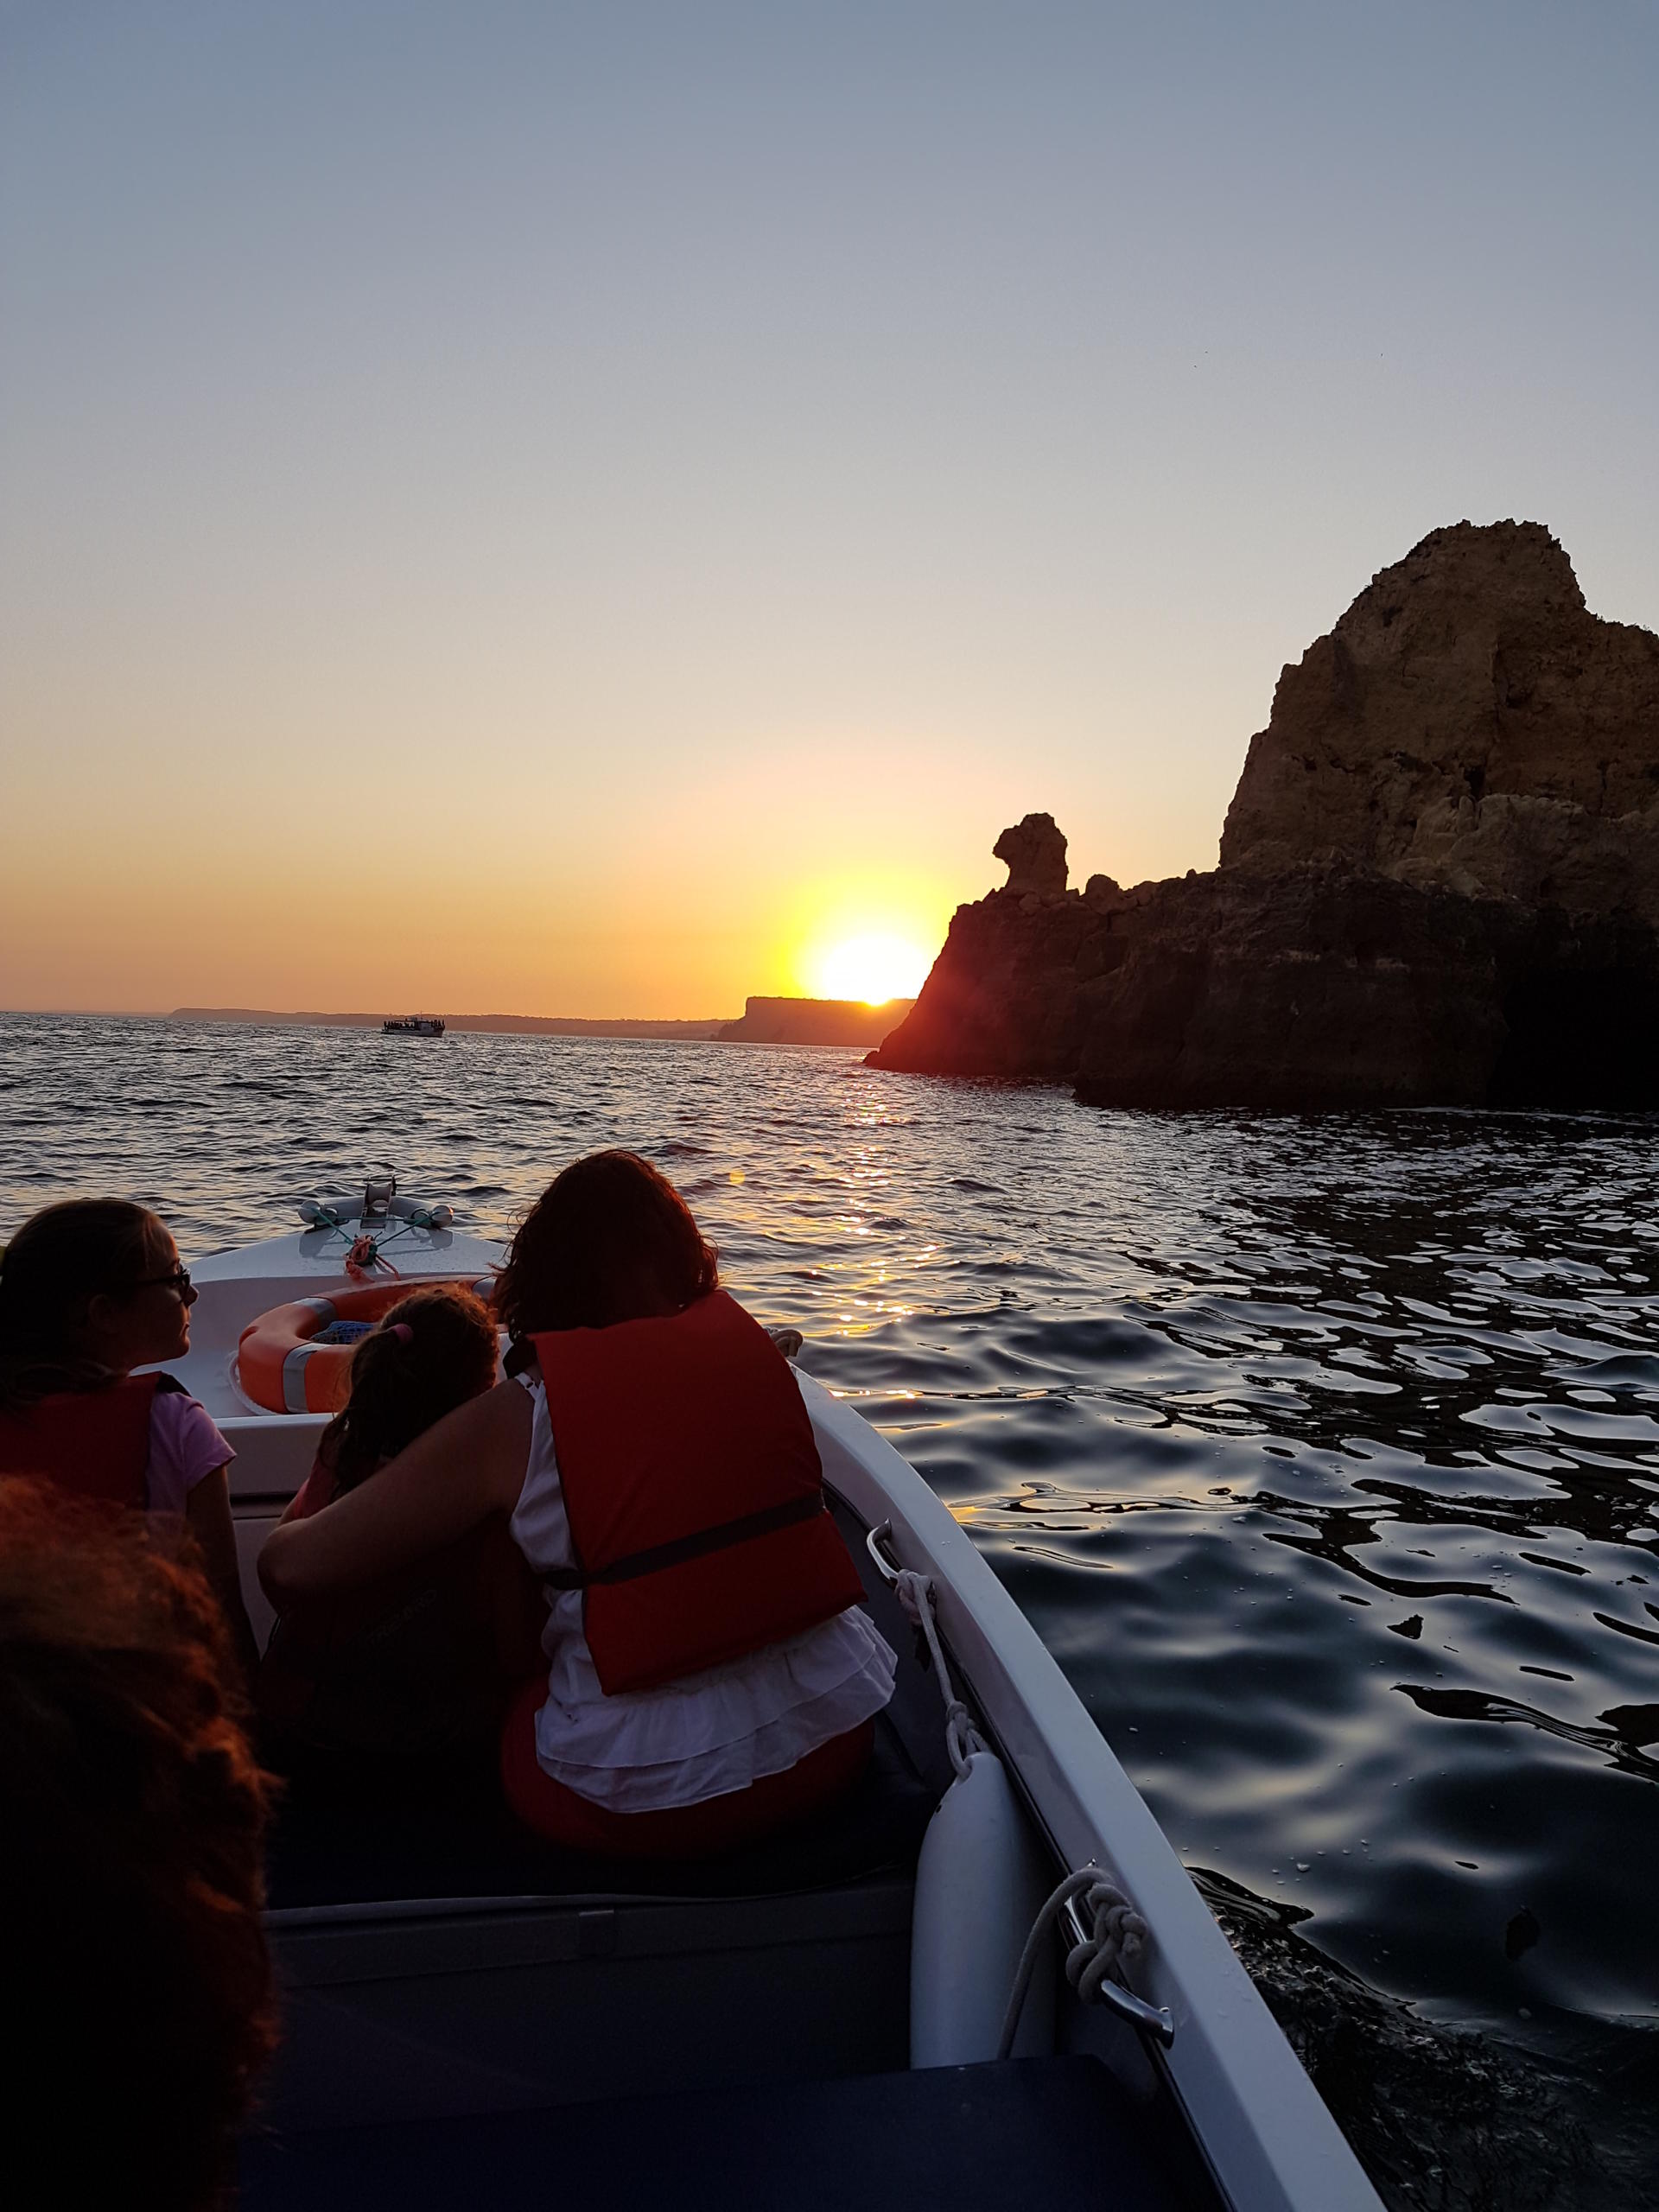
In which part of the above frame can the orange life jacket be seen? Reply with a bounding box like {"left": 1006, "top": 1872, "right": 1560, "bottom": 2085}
{"left": 532, "top": 1291, "right": 864, "bottom": 1696}
{"left": 0, "top": 1374, "right": 161, "bottom": 1507}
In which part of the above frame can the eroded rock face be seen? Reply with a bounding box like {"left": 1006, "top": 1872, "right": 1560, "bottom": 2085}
{"left": 1072, "top": 868, "right": 1513, "bottom": 1109}
{"left": 867, "top": 885, "right": 1101, "bottom": 1081}
{"left": 871, "top": 524, "right": 1659, "bottom": 1108}
{"left": 1220, "top": 521, "right": 1659, "bottom": 920}
{"left": 872, "top": 858, "right": 1659, "bottom": 1107}
{"left": 874, "top": 861, "right": 1510, "bottom": 1101}
{"left": 993, "top": 813, "right": 1068, "bottom": 896}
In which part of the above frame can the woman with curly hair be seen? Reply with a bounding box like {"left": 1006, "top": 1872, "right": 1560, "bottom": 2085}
{"left": 0, "top": 1479, "right": 275, "bottom": 2212}
{"left": 261, "top": 1150, "right": 895, "bottom": 1857}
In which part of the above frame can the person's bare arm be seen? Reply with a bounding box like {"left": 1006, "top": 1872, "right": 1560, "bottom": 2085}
{"left": 257, "top": 1380, "right": 533, "bottom": 1608}
{"left": 185, "top": 1465, "right": 259, "bottom": 1682}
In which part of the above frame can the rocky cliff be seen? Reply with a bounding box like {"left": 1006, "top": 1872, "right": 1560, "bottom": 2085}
{"left": 869, "top": 524, "right": 1659, "bottom": 1109}
{"left": 1222, "top": 523, "right": 1659, "bottom": 921}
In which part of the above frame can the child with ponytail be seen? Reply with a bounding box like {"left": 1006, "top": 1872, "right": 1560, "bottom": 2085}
{"left": 259, "top": 1285, "right": 544, "bottom": 1764}
{"left": 288, "top": 1284, "right": 501, "bottom": 1520}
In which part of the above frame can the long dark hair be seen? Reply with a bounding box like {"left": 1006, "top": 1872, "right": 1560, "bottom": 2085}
{"left": 494, "top": 1151, "right": 718, "bottom": 1357}
{"left": 318, "top": 1285, "right": 500, "bottom": 1493}
{"left": 0, "top": 1198, "right": 172, "bottom": 1411}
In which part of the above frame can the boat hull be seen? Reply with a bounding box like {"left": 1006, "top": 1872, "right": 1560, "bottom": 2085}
{"left": 193, "top": 1224, "right": 1379, "bottom": 2211}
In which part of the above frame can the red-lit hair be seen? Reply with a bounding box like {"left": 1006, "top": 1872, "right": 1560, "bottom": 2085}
{"left": 493, "top": 1150, "right": 719, "bottom": 1351}
{"left": 0, "top": 1481, "right": 276, "bottom": 2210}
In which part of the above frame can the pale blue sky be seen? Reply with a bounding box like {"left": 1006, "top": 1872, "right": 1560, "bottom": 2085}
{"left": 3, "top": 1, "right": 1656, "bottom": 1010}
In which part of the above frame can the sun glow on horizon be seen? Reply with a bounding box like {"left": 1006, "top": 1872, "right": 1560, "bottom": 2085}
{"left": 811, "top": 931, "right": 932, "bottom": 1006}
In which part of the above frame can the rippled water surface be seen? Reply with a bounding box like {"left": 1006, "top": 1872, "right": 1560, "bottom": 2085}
{"left": 4, "top": 1015, "right": 1657, "bottom": 2204}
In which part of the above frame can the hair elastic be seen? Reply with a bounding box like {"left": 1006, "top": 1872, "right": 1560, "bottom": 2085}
{"left": 390, "top": 1322, "right": 415, "bottom": 1344}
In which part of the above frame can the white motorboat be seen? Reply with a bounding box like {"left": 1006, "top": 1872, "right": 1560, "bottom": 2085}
{"left": 178, "top": 1185, "right": 1382, "bottom": 2211}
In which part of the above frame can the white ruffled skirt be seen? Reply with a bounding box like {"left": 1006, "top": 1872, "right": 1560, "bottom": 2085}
{"left": 509, "top": 1369, "right": 898, "bottom": 1812}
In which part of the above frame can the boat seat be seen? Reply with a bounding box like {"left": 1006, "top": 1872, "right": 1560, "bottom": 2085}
{"left": 265, "top": 1708, "right": 937, "bottom": 1910}
{"left": 259, "top": 1712, "right": 938, "bottom": 2131}
{"left": 241, "top": 2056, "right": 1200, "bottom": 2210}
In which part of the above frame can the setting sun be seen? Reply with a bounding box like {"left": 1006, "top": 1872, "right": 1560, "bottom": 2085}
{"left": 812, "top": 931, "right": 932, "bottom": 1005}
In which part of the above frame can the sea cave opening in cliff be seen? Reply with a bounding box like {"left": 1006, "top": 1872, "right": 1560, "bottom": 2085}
{"left": 1490, "top": 966, "right": 1659, "bottom": 1111}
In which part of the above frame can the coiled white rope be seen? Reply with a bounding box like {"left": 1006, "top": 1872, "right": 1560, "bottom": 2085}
{"left": 889, "top": 1543, "right": 1156, "bottom": 2049}
{"left": 893, "top": 1566, "right": 985, "bottom": 1781}
{"left": 996, "top": 1866, "right": 1150, "bottom": 2060}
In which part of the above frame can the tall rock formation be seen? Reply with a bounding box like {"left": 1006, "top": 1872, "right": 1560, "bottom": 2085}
{"left": 993, "top": 812, "right": 1069, "bottom": 896}
{"left": 870, "top": 523, "right": 1659, "bottom": 1109}
{"left": 1222, "top": 522, "right": 1659, "bottom": 920}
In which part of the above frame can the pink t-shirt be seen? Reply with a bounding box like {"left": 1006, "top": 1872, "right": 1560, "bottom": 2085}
{"left": 144, "top": 1392, "right": 235, "bottom": 1516}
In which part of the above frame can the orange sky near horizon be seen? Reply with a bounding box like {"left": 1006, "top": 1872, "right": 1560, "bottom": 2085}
{"left": 5, "top": 7, "right": 1656, "bottom": 1020}
{"left": 0, "top": 715, "right": 1068, "bottom": 1016}
{"left": 1, "top": 550, "right": 1213, "bottom": 1017}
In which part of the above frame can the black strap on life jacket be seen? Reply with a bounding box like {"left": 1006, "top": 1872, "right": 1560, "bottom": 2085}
{"left": 541, "top": 1490, "right": 828, "bottom": 1592}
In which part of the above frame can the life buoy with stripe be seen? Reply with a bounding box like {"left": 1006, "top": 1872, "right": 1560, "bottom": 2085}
{"left": 237, "top": 1278, "right": 496, "bottom": 1414}
{"left": 0, "top": 1374, "right": 161, "bottom": 1506}
{"left": 532, "top": 1290, "right": 864, "bottom": 1696}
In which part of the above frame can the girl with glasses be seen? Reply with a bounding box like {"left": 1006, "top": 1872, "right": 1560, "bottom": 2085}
{"left": 0, "top": 1197, "right": 256, "bottom": 1677}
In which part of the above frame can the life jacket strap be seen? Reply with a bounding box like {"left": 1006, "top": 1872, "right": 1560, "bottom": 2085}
{"left": 543, "top": 1489, "right": 829, "bottom": 1592}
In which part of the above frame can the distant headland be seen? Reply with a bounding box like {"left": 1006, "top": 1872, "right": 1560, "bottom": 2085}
{"left": 871, "top": 520, "right": 1659, "bottom": 1109}
{"left": 716, "top": 996, "right": 913, "bottom": 1046}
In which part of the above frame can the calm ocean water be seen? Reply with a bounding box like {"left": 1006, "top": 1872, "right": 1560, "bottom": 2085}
{"left": 3, "top": 1013, "right": 1656, "bottom": 2204}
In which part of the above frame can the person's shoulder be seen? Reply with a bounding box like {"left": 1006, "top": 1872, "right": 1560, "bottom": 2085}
{"left": 466, "top": 1376, "right": 537, "bottom": 1465}
{"left": 148, "top": 1382, "right": 222, "bottom": 1432}
{"left": 488, "top": 1373, "right": 538, "bottom": 1415}
{"left": 288, "top": 1458, "right": 335, "bottom": 1520}
{"left": 148, "top": 1385, "right": 235, "bottom": 1477}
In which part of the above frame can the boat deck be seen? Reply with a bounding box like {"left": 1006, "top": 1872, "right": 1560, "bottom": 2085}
{"left": 266, "top": 1708, "right": 938, "bottom": 1913}
{"left": 200, "top": 1212, "right": 1383, "bottom": 2212}
{"left": 243, "top": 2055, "right": 1192, "bottom": 2211}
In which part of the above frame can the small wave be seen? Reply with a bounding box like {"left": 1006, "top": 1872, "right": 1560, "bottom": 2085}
{"left": 9, "top": 1019, "right": 1659, "bottom": 2202}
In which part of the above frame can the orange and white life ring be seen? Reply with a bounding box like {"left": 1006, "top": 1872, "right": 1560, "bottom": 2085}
{"left": 237, "top": 1278, "right": 495, "bottom": 1414}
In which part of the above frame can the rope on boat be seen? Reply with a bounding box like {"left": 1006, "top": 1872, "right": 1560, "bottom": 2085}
{"left": 996, "top": 1867, "right": 1149, "bottom": 2061}
{"left": 893, "top": 1567, "right": 984, "bottom": 1781}
{"left": 345, "top": 1235, "right": 402, "bottom": 1281}
{"left": 870, "top": 1519, "right": 1172, "bottom": 2050}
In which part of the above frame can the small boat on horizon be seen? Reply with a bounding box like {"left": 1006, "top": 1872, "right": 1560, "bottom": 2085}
{"left": 382, "top": 1014, "right": 446, "bottom": 1036}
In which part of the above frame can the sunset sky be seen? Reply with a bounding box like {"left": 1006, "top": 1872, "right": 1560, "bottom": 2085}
{"left": 3, "top": 3, "right": 1656, "bottom": 1015}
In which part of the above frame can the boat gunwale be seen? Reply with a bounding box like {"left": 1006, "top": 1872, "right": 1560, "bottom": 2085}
{"left": 198, "top": 1231, "right": 1380, "bottom": 2211}
{"left": 798, "top": 1371, "right": 1383, "bottom": 2212}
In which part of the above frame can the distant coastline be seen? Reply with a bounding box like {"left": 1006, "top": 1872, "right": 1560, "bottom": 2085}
{"left": 166, "top": 1000, "right": 912, "bottom": 1046}
{"left": 170, "top": 1007, "right": 731, "bottom": 1039}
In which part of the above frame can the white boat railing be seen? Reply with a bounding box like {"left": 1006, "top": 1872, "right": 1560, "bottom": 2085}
{"left": 801, "top": 1372, "right": 1383, "bottom": 2212}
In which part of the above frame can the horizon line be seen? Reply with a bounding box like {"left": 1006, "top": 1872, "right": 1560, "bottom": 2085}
{"left": 0, "top": 995, "right": 918, "bottom": 1024}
